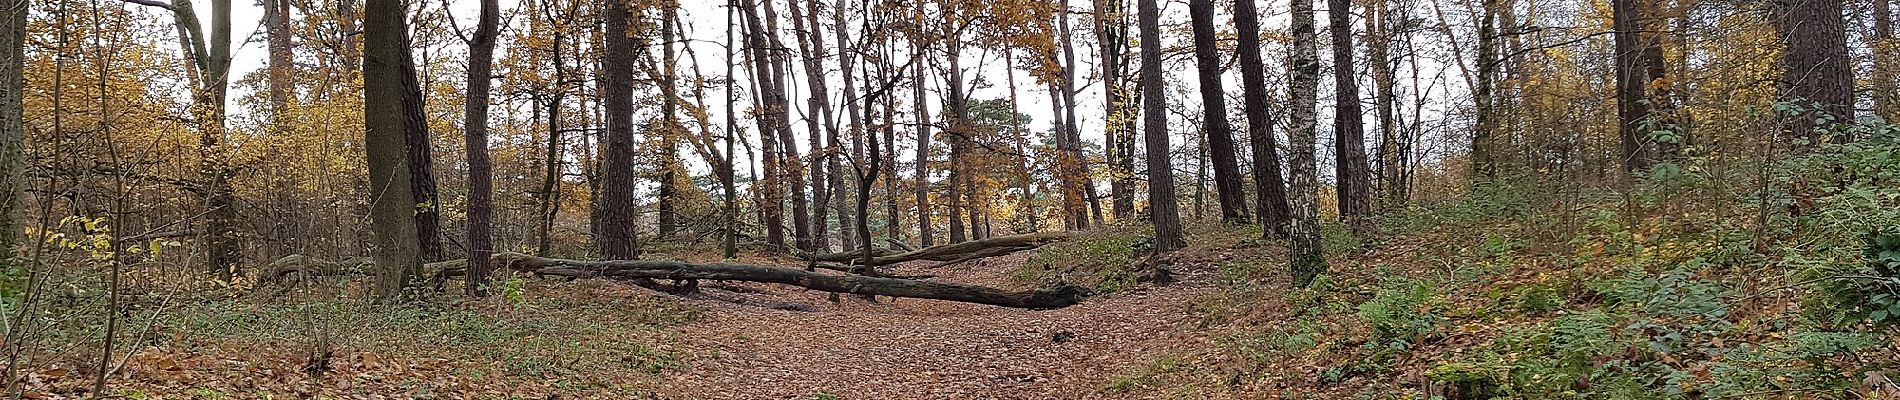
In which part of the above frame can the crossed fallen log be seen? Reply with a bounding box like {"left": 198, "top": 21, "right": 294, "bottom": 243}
{"left": 264, "top": 232, "right": 1084, "bottom": 309}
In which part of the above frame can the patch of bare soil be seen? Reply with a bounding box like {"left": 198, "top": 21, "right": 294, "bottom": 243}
{"left": 655, "top": 253, "right": 1211, "bottom": 400}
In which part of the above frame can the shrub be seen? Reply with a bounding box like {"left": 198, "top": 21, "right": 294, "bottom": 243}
{"left": 1356, "top": 277, "right": 1443, "bottom": 348}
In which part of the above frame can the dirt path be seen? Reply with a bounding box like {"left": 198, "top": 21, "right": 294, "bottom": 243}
{"left": 653, "top": 254, "right": 1211, "bottom": 400}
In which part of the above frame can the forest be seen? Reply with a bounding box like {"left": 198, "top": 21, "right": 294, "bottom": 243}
{"left": 0, "top": 0, "right": 1895, "bottom": 397}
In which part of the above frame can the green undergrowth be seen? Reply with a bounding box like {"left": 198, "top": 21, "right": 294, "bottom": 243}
{"left": 1128, "top": 122, "right": 1900, "bottom": 399}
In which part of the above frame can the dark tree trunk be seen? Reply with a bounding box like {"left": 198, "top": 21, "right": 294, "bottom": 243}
{"left": 598, "top": 0, "right": 641, "bottom": 260}
{"left": 1235, "top": 0, "right": 1292, "bottom": 237}
{"left": 1774, "top": 0, "right": 1854, "bottom": 144}
{"left": 1137, "top": 0, "right": 1185, "bottom": 252}
{"left": 1613, "top": 0, "right": 1652, "bottom": 177}
{"left": 365, "top": 0, "right": 424, "bottom": 299}
{"left": 399, "top": 28, "right": 441, "bottom": 262}
{"left": 1188, "top": 0, "right": 1251, "bottom": 224}
{"left": 911, "top": 0, "right": 935, "bottom": 247}
{"left": 657, "top": 8, "right": 682, "bottom": 239}
{"left": 1328, "top": 0, "right": 1373, "bottom": 232}
{"left": 461, "top": 0, "right": 499, "bottom": 297}
{"left": 741, "top": 0, "right": 788, "bottom": 253}
{"left": 1472, "top": 0, "right": 1498, "bottom": 179}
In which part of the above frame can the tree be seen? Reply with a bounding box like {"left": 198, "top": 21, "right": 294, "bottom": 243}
{"left": 0, "top": 0, "right": 20, "bottom": 268}
{"left": 462, "top": 0, "right": 500, "bottom": 297}
{"left": 1613, "top": 0, "right": 1654, "bottom": 175}
{"left": 1056, "top": 0, "right": 1098, "bottom": 229}
{"left": 1471, "top": 0, "right": 1498, "bottom": 179}
{"left": 365, "top": 0, "right": 425, "bottom": 299}
{"left": 1136, "top": 0, "right": 1184, "bottom": 252}
{"left": 1328, "top": 0, "right": 1373, "bottom": 230}
{"left": 1235, "top": 0, "right": 1292, "bottom": 236}
{"left": 910, "top": 0, "right": 935, "bottom": 247}
{"left": 741, "top": 0, "right": 790, "bottom": 253}
{"left": 1187, "top": 0, "right": 1250, "bottom": 224}
{"left": 1288, "top": 0, "right": 1328, "bottom": 286}
{"left": 401, "top": 23, "right": 441, "bottom": 262}
{"left": 1094, "top": 0, "right": 1137, "bottom": 221}
{"left": 598, "top": 0, "right": 640, "bottom": 260}
{"left": 1773, "top": 0, "right": 1854, "bottom": 143}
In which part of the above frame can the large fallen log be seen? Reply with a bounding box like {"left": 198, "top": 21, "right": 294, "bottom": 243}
{"left": 854, "top": 232, "right": 1071, "bottom": 267}
{"left": 492, "top": 253, "right": 1087, "bottom": 309}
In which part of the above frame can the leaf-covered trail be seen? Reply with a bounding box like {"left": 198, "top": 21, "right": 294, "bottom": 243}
{"left": 654, "top": 254, "right": 1212, "bottom": 399}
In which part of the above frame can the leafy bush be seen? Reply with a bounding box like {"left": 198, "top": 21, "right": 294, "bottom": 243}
{"left": 1356, "top": 277, "right": 1443, "bottom": 348}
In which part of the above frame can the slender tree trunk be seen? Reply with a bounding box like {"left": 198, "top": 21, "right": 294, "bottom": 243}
{"left": 1137, "top": 0, "right": 1184, "bottom": 252}
{"left": 1057, "top": 0, "right": 1095, "bottom": 230}
{"left": 1876, "top": 0, "right": 1898, "bottom": 122}
{"left": 461, "top": 0, "right": 499, "bottom": 297}
{"left": 1235, "top": 0, "right": 1292, "bottom": 237}
{"left": 834, "top": 0, "right": 860, "bottom": 251}
{"left": 657, "top": 8, "right": 682, "bottom": 239}
{"left": 365, "top": 0, "right": 424, "bottom": 299}
{"left": 724, "top": 2, "right": 741, "bottom": 259}
{"left": 1369, "top": 0, "right": 1404, "bottom": 209}
{"left": 1328, "top": 0, "right": 1373, "bottom": 232}
{"left": 911, "top": 0, "right": 935, "bottom": 247}
{"left": 1472, "top": 0, "right": 1499, "bottom": 179}
{"left": 598, "top": 0, "right": 641, "bottom": 260}
{"left": 763, "top": 0, "right": 813, "bottom": 254}
{"left": 1189, "top": 0, "right": 1251, "bottom": 224}
{"left": 1288, "top": 0, "right": 1329, "bottom": 286}
{"left": 1094, "top": 0, "right": 1136, "bottom": 221}
{"left": 787, "top": 0, "right": 832, "bottom": 253}
{"left": 741, "top": 0, "right": 789, "bottom": 253}
{"left": 1005, "top": 49, "right": 1039, "bottom": 232}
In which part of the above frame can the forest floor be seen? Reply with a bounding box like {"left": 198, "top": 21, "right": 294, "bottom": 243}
{"left": 13, "top": 227, "right": 1251, "bottom": 400}
{"left": 649, "top": 251, "right": 1214, "bottom": 399}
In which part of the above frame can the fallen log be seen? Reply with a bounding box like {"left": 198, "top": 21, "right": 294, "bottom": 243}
{"left": 261, "top": 254, "right": 465, "bottom": 286}
{"left": 493, "top": 253, "right": 1086, "bottom": 309}
{"left": 856, "top": 232, "right": 1071, "bottom": 267}
{"left": 796, "top": 246, "right": 904, "bottom": 263}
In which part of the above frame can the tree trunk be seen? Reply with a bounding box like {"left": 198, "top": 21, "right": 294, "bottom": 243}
{"left": 1137, "top": 0, "right": 1185, "bottom": 252}
{"left": 657, "top": 8, "right": 682, "bottom": 239}
{"left": 0, "top": 0, "right": 21, "bottom": 266}
{"left": 834, "top": 0, "right": 862, "bottom": 252}
{"left": 1094, "top": 0, "right": 1136, "bottom": 222}
{"left": 364, "top": 0, "right": 425, "bottom": 299}
{"left": 399, "top": 30, "right": 442, "bottom": 262}
{"left": 788, "top": 0, "right": 832, "bottom": 253}
{"left": 1472, "top": 0, "right": 1499, "bottom": 179}
{"left": 1288, "top": 0, "right": 1329, "bottom": 286}
{"left": 763, "top": 0, "right": 814, "bottom": 254}
{"left": 911, "top": 0, "right": 935, "bottom": 248}
{"left": 1877, "top": 0, "right": 1898, "bottom": 122}
{"left": 1057, "top": 0, "right": 1094, "bottom": 231}
{"left": 740, "top": 0, "right": 788, "bottom": 253}
{"left": 599, "top": 0, "right": 641, "bottom": 260}
{"left": 724, "top": 3, "right": 742, "bottom": 259}
{"left": 1369, "top": 0, "right": 1404, "bottom": 209}
{"left": 1328, "top": 0, "right": 1373, "bottom": 232}
{"left": 1773, "top": 0, "right": 1854, "bottom": 144}
{"left": 1236, "top": 0, "right": 1293, "bottom": 237}
{"left": 462, "top": 0, "right": 499, "bottom": 297}
{"left": 1188, "top": 0, "right": 1251, "bottom": 224}
{"left": 1613, "top": 0, "right": 1653, "bottom": 177}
